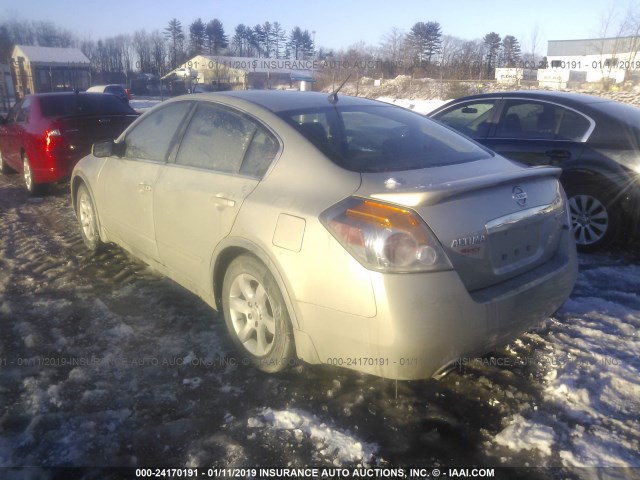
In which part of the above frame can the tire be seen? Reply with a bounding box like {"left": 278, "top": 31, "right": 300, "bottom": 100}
{"left": 22, "top": 154, "right": 43, "bottom": 195}
{"left": 222, "top": 254, "right": 295, "bottom": 373}
{"left": 76, "top": 183, "right": 104, "bottom": 252}
{"left": 565, "top": 181, "right": 620, "bottom": 253}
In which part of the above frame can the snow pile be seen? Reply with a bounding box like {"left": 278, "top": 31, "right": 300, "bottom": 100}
{"left": 490, "top": 256, "right": 640, "bottom": 467}
{"left": 248, "top": 408, "right": 378, "bottom": 466}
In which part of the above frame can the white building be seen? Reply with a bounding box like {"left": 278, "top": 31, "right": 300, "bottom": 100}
{"left": 539, "top": 36, "right": 640, "bottom": 88}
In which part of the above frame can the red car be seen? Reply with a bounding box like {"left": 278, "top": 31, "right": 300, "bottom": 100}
{"left": 0, "top": 92, "right": 138, "bottom": 194}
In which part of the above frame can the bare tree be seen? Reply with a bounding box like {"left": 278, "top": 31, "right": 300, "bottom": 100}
{"left": 379, "top": 27, "right": 406, "bottom": 76}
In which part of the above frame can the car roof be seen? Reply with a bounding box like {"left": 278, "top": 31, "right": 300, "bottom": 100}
{"left": 445, "top": 90, "right": 613, "bottom": 108}
{"left": 184, "top": 90, "right": 388, "bottom": 113}
{"left": 27, "top": 92, "right": 113, "bottom": 98}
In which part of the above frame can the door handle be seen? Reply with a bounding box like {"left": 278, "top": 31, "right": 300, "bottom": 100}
{"left": 138, "top": 182, "right": 152, "bottom": 192}
{"left": 212, "top": 194, "right": 236, "bottom": 208}
{"left": 544, "top": 149, "right": 571, "bottom": 163}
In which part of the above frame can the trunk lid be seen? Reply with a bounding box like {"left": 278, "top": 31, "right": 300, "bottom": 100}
{"left": 54, "top": 114, "right": 137, "bottom": 156}
{"left": 356, "top": 159, "right": 568, "bottom": 291}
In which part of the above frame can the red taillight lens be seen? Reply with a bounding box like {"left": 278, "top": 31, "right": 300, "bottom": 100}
{"left": 321, "top": 197, "right": 452, "bottom": 273}
{"left": 44, "top": 129, "right": 64, "bottom": 152}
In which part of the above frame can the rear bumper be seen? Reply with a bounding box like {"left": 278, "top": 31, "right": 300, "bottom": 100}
{"left": 296, "top": 230, "right": 578, "bottom": 380}
{"left": 30, "top": 151, "right": 82, "bottom": 184}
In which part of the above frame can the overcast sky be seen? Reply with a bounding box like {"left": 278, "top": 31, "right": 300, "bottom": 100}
{"left": 3, "top": 0, "right": 632, "bottom": 54}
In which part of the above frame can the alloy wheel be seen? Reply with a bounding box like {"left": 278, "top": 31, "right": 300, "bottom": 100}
{"left": 569, "top": 194, "right": 609, "bottom": 246}
{"left": 228, "top": 273, "right": 276, "bottom": 357}
{"left": 23, "top": 157, "right": 33, "bottom": 191}
{"left": 78, "top": 189, "right": 97, "bottom": 242}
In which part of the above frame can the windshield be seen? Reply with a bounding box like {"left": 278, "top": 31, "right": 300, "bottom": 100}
{"left": 279, "top": 104, "right": 492, "bottom": 172}
{"left": 39, "top": 94, "right": 135, "bottom": 117}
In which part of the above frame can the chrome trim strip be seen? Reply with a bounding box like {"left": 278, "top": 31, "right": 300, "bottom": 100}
{"left": 485, "top": 197, "right": 563, "bottom": 234}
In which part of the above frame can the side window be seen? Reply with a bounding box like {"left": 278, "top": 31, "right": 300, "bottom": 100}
{"left": 16, "top": 98, "right": 31, "bottom": 123}
{"left": 175, "top": 103, "right": 256, "bottom": 174}
{"left": 434, "top": 101, "right": 497, "bottom": 139}
{"left": 240, "top": 128, "right": 279, "bottom": 178}
{"left": 496, "top": 100, "right": 591, "bottom": 141}
{"left": 124, "top": 102, "right": 192, "bottom": 162}
{"left": 555, "top": 108, "right": 592, "bottom": 141}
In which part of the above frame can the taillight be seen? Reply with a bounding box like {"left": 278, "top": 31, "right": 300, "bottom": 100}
{"left": 320, "top": 197, "right": 453, "bottom": 273}
{"left": 44, "top": 129, "right": 64, "bottom": 152}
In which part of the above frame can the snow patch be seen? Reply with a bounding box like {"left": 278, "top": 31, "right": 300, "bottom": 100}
{"left": 248, "top": 408, "right": 378, "bottom": 466}
{"left": 494, "top": 414, "right": 554, "bottom": 456}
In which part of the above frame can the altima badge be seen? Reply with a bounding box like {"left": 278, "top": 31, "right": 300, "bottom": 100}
{"left": 512, "top": 185, "right": 527, "bottom": 207}
{"left": 451, "top": 233, "right": 486, "bottom": 258}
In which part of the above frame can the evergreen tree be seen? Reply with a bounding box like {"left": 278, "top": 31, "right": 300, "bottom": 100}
{"left": 271, "top": 22, "right": 287, "bottom": 58}
{"left": 189, "top": 18, "right": 206, "bottom": 56}
{"left": 408, "top": 21, "right": 442, "bottom": 66}
{"left": 233, "top": 24, "right": 248, "bottom": 56}
{"left": 483, "top": 32, "right": 502, "bottom": 74}
{"left": 205, "top": 19, "right": 228, "bottom": 55}
{"left": 502, "top": 35, "right": 522, "bottom": 67}
{"left": 287, "top": 27, "right": 314, "bottom": 59}
{"left": 164, "top": 18, "right": 185, "bottom": 68}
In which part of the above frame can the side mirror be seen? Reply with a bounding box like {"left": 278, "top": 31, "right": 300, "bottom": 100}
{"left": 461, "top": 107, "right": 478, "bottom": 114}
{"left": 92, "top": 140, "right": 114, "bottom": 157}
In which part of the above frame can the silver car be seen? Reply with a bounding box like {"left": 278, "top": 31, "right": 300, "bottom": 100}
{"left": 71, "top": 91, "right": 577, "bottom": 380}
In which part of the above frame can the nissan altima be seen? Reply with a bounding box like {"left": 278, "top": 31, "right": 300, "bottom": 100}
{"left": 71, "top": 90, "right": 577, "bottom": 380}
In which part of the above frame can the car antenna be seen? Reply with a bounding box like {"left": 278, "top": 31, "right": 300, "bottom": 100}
{"left": 328, "top": 74, "right": 352, "bottom": 104}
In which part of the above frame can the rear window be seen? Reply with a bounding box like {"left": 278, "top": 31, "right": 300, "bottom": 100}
{"left": 278, "top": 104, "right": 492, "bottom": 172}
{"left": 39, "top": 94, "right": 135, "bottom": 117}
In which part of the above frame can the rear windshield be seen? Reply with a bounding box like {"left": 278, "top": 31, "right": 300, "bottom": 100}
{"left": 39, "top": 94, "right": 135, "bottom": 117}
{"left": 278, "top": 104, "right": 492, "bottom": 172}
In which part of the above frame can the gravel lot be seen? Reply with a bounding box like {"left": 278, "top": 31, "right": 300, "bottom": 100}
{"left": 0, "top": 171, "right": 638, "bottom": 479}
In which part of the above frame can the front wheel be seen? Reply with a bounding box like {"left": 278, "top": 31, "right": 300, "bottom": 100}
{"left": 222, "top": 254, "right": 295, "bottom": 373}
{"left": 76, "top": 183, "right": 104, "bottom": 252}
{"left": 565, "top": 181, "right": 620, "bottom": 253}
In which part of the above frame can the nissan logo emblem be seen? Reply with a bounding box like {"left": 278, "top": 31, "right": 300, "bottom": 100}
{"left": 512, "top": 185, "right": 527, "bottom": 207}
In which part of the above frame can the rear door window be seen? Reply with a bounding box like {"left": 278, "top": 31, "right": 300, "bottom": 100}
{"left": 175, "top": 103, "right": 254, "bottom": 173}
{"left": 175, "top": 102, "right": 279, "bottom": 178}
{"left": 494, "top": 100, "right": 592, "bottom": 141}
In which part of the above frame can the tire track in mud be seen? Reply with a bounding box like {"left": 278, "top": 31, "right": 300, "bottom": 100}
{"left": 0, "top": 174, "right": 243, "bottom": 467}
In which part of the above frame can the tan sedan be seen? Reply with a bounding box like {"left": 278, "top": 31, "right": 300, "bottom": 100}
{"left": 71, "top": 91, "right": 577, "bottom": 380}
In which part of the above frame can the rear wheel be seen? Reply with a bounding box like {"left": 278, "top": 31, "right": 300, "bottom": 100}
{"left": 222, "top": 254, "right": 295, "bottom": 373}
{"left": 23, "top": 154, "right": 43, "bottom": 195}
{"left": 76, "top": 183, "right": 104, "bottom": 252}
{"left": 565, "top": 181, "right": 620, "bottom": 253}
